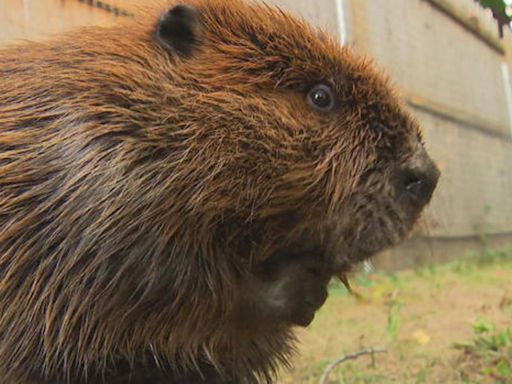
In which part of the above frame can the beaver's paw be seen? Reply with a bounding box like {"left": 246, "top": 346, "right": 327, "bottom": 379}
{"left": 239, "top": 254, "right": 332, "bottom": 327}
{"left": 272, "top": 256, "right": 330, "bottom": 326}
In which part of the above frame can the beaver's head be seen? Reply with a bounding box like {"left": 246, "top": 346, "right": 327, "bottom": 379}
{"left": 153, "top": 0, "right": 439, "bottom": 274}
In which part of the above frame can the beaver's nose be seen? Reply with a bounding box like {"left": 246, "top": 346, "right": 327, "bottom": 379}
{"left": 397, "top": 147, "right": 440, "bottom": 207}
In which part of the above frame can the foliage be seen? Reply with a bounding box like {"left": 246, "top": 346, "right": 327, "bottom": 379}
{"left": 386, "top": 293, "right": 402, "bottom": 340}
{"left": 476, "top": 0, "right": 512, "bottom": 31}
{"left": 455, "top": 318, "right": 512, "bottom": 383}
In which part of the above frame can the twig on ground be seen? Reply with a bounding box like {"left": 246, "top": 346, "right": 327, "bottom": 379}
{"left": 319, "top": 347, "right": 387, "bottom": 384}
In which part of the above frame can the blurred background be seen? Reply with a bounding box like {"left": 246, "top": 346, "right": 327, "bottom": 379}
{"left": 1, "top": 0, "right": 511, "bottom": 382}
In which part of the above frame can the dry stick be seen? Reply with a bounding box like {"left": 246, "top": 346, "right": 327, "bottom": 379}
{"left": 319, "top": 347, "right": 387, "bottom": 384}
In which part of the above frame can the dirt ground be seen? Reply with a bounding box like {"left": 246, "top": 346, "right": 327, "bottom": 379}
{"left": 279, "top": 249, "right": 512, "bottom": 384}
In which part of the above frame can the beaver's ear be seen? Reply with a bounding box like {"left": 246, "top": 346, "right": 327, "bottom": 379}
{"left": 156, "top": 4, "right": 201, "bottom": 57}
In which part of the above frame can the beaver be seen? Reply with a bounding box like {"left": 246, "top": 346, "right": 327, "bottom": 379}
{"left": 0, "top": 0, "right": 439, "bottom": 383}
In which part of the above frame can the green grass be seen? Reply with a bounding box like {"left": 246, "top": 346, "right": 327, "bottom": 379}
{"left": 386, "top": 293, "right": 402, "bottom": 340}
{"left": 455, "top": 319, "right": 512, "bottom": 383}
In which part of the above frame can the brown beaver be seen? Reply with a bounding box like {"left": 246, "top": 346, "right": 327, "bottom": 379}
{"left": 0, "top": 0, "right": 439, "bottom": 383}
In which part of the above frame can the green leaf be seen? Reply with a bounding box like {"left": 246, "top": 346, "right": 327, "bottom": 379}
{"left": 496, "top": 359, "right": 511, "bottom": 378}
{"left": 473, "top": 318, "right": 494, "bottom": 335}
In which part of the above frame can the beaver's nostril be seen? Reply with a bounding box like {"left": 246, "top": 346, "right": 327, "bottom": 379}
{"left": 398, "top": 148, "right": 440, "bottom": 206}
{"left": 399, "top": 169, "right": 435, "bottom": 205}
{"left": 404, "top": 173, "right": 423, "bottom": 194}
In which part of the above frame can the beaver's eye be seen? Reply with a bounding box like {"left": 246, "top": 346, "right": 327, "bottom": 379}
{"left": 307, "top": 84, "right": 335, "bottom": 112}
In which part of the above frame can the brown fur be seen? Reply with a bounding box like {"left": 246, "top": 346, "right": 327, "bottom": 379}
{"left": 0, "top": 1, "right": 437, "bottom": 383}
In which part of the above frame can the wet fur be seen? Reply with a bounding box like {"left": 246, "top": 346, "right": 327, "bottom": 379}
{"left": 0, "top": 0, "right": 427, "bottom": 383}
